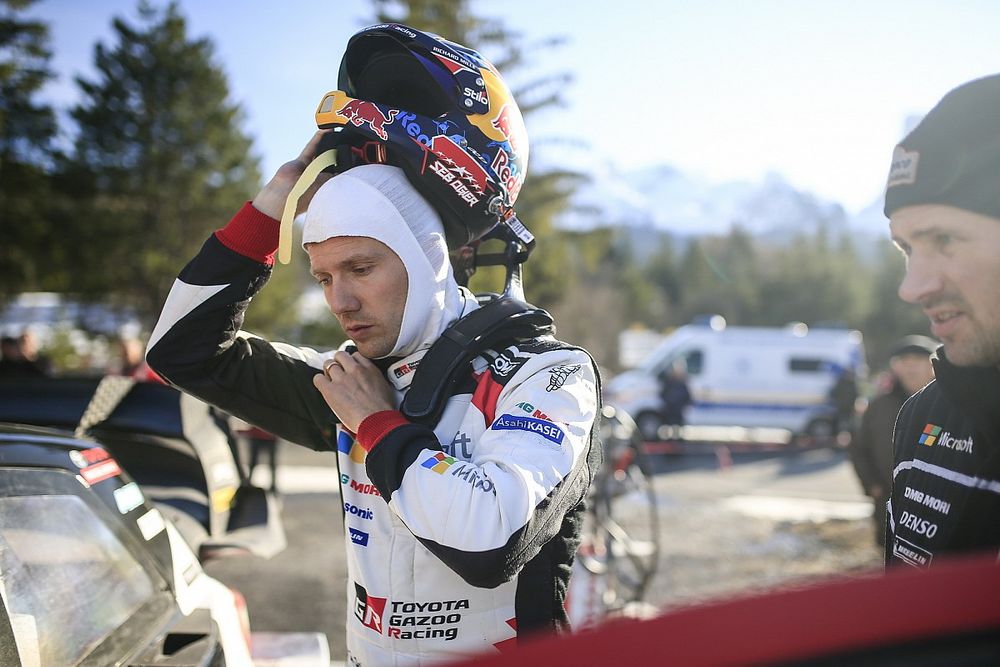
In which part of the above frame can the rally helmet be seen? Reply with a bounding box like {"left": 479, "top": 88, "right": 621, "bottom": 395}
{"left": 315, "top": 23, "right": 530, "bottom": 249}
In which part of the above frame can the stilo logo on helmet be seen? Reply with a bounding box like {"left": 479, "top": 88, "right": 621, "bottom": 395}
{"left": 314, "top": 23, "right": 531, "bottom": 252}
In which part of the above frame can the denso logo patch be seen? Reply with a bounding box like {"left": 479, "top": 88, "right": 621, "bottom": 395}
{"left": 491, "top": 413, "right": 565, "bottom": 444}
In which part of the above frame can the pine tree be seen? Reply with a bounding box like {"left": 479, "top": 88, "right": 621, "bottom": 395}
{"left": 0, "top": 0, "right": 58, "bottom": 298}
{"left": 67, "top": 1, "right": 261, "bottom": 322}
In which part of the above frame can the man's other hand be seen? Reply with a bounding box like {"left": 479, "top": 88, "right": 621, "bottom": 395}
{"left": 252, "top": 130, "right": 333, "bottom": 220}
{"left": 313, "top": 351, "right": 396, "bottom": 432}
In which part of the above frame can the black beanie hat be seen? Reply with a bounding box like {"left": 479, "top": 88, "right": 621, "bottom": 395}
{"left": 889, "top": 335, "right": 939, "bottom": 359}
{"left": 884, "top": 74, "right": 1000, "bottom": 220}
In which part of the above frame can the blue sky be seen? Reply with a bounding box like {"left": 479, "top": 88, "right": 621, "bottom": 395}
{"left": 30, "top": 0, "right": 1000, "bottom": 213}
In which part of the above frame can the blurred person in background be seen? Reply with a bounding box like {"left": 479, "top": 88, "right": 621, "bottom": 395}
{"left": 849, "top": 336, "right": 936, "bottom": 546}
{"left": 114, "top": 336, "right": 162, "bottom": 382}
{"left": 884, "top": 74, "right": 1000, "bottom": 567}
{"left": 829, "top": 366, "right": 859, "bottom": 439}
{"left": 659, "top": 360, "right": 692, "bottom": 439}
{"left": 0, "top": 331, "right": 50, "bottom": 378}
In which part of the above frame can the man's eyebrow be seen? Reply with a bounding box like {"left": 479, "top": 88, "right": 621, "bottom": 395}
{"left": 310, "top": 251, "right": 385, "bottom": 277}
{"left": 892, "top": 223, "right": 947, "bottom": 247}
{"left": 907, "top": 225, "right": 945, "bottom": 240}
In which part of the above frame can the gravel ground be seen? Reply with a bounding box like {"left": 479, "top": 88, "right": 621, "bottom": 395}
{"left": 648, "top": 504, "right": 883, "bottom": 612}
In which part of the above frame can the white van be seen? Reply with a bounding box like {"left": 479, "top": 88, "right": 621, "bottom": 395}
{"left": 605, "top": 318, "right": 866, "bottom": 441}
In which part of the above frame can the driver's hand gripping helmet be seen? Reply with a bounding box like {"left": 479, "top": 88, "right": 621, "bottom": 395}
{"left": 315, "top": 23, "right": 530, "bottom": 251}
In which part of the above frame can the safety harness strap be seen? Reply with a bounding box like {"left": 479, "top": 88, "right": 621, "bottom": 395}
{"left": 401, "top": 297, "right": 554, "bottom": 426}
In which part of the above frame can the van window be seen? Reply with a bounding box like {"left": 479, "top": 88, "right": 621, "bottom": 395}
{"left": 789, "top": 358, "right": 826, "bottom": 372}
{"left": 658, "top": 349, "right": 703, "bottom": 378}
{"left": 684, "top": 349, "right": 704, "bottom": 375}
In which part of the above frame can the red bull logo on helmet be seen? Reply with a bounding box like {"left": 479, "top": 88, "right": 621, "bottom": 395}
{"left": 491, "top": 147, "right": 522, "bottom": 204}
{"left": 491, "top": 104, "right": 522, "bottom": 154}
{"left": 337, "top": 99, "right": 399, "bottom": 141}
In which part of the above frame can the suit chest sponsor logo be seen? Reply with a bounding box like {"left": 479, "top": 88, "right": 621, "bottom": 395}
{"left": 903, "top": 486, "right": 951, "bottom": 515}
{"left": 349, "top": 527, "right": 369, "bottom": 546}
{"left": 891, "top": 535, "right": 932, "bottom": 568}
{"left": 341, "top": 474, "right": 381, "bottom": 497}
{"left": 490, "top": 347, "right": 528, "bottom": 379}
{"left": 388, "top": 599, "right": 468, "bottom": 642}
{"left": 338, "top": 430, "right": 367, "bottom": 463}
{"left": 515, "top": 401, "right": 550, "bottom": 420}
{"left": 899, "top": 509, "right": 938, "bottom": 538}
{"left": 353, "top": 583, "right": 468, "bottom": 642}
{"left": 344, "top": 502, "right": 374, "bottom": 520}
{"left": 443, "top": 432, "right": 472, "bottom": 458}
{"left": 421, "top": 452, "right": 495, "bottom": 493}
{"left": 492, "top": 413, "right": 565, "bottom": 444}
{"left": 352, "top": 480, "right": 381, "bottom": 497}
{"left": 392, "top": 358, "right": 419, "bottom": 379}
{"left": 918, "top": 423, "right": 974, "bottom": 454}
{"left": 354, "top": 583, "right": 387, "bottom": 633}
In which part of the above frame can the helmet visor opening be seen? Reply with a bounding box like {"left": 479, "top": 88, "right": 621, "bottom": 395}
{"left": 346, "top": 40, "right": 454, "bottom": 118}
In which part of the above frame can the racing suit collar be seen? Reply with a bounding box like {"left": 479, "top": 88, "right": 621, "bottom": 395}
{"left": 384, "top": 288, "right": 480, "bottom": 392}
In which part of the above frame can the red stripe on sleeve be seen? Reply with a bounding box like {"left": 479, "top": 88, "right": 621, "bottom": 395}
{"left": 214, "top": 202, "right": 281, "bottom": 265}
{"left": 471, "top": 372, "right": 504, "bottom": 426}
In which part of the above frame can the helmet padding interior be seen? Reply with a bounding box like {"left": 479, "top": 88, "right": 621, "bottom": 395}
{"left": 348, "top": 39, "right": 453, "bottom": 118}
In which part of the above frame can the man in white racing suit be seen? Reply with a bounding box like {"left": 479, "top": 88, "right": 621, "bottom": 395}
{"left": 146, "top": 132, "right": 601, "bottom": 665}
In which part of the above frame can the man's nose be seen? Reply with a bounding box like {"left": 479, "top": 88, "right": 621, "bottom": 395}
{"left": 326, "top": 284, "right": 361, "bottom": 315}
{"left": 898, "top": 255, "right": 943, "bottom": 305}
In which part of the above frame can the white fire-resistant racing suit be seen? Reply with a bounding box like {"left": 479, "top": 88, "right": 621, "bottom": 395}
{"left": 146, "top": 203, "right": 602, "bottom": 665}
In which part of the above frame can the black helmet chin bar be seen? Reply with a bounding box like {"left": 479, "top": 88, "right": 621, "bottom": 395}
{"left": 451, "top": 215, "right": 535, "bottom": 301}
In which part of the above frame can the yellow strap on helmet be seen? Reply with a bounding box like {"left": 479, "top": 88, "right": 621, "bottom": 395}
{"left": 277, "top": 148, "right": 338, "bottom": 264}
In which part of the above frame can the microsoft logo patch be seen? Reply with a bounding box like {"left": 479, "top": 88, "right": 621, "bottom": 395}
{"left": 919, "top": 423, "right": 942, "bottom": 446}
{"left": 422, "top": 452, "right": 457, "bottom": 474}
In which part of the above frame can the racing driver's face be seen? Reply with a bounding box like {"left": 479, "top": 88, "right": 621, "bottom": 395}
{"left": 307, "top": 235, "right": 408, "bottom": 359}
{"left": 891, "top": 204, "right": 1000, "bottom": 368}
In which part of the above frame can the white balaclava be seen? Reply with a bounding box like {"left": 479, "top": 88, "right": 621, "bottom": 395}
{"left": 301, "top": 164, "right": 465, "bottom": 359}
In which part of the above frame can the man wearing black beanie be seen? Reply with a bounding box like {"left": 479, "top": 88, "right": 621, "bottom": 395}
{"left": 883, "top": 74, "right": 1000, "bottom": 568}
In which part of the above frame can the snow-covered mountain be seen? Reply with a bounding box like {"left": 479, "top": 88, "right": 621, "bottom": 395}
{"left": 559, "top": 160, "right": 889, "bottom": 245}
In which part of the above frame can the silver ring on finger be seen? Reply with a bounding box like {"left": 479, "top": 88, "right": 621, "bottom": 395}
{"left": 323, "top": 358, "right": 343, "bottom": 379}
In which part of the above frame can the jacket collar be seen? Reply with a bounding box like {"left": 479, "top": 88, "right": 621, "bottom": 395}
{"left": 932, "top": 349, "right": 1000, "bottom": 441}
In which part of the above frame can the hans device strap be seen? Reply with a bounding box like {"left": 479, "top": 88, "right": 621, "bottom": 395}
{"left": 401, "top": 297, "right": 554, "bottom": 426}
